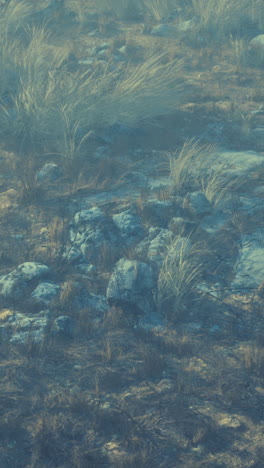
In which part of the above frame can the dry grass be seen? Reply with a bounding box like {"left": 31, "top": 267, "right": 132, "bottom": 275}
{"left": 168, "top": 139, "right": 216, "bottom": 195}
{"left": 1, "top": 1, "right": 264, "bottom": 467}
{"left": 156, "top": 234, "right": 204, "bottom": 320}
{"left": 168, "top": 138, "right": 247, "bottom": 208}
{"left": 191, "top": 0, "right": 253, "bottom": 42}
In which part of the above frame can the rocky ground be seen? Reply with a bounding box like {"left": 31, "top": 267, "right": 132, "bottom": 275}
{"left": 1, "top": 1, "right": 264, "bottom": 467}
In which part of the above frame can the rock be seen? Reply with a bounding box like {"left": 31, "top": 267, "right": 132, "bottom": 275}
{"left": 168, "top": 217, "right": 197, "bottom": 236}
{"left": 63, "top": 246, "right": 84, "bottom": 264}
{"left": 141, "top": 199, "right": 182, "bottom": 227}
{"left": 199, "top": 150, "right": 264, "bottom": 182}
{"left": 0, "top": 309, "right": 50, "bottom": 344}
{"left": 106, "top": 258, "right": 155, "bottom": 317}
{"left": 69, "top": 207, "right": 121, "bottom": 262}
{"left": 185, "top": 191, "right": 211, "bottom": 217}
{"left": 36, "top": 163, "right": 62, "bottom": 183}
{"left": 249, "top": 34, "right": 264, "bottom": 57}
{"left": 113, "top": 209, "right": 145, "bottom": 246}
{"left": 31, "top": 282, "right": 61, "bottom": 305}
{"left": 150, "top": 19, "right": 195, "bottom": 37}
{"left": 232, "top": 229, "right": 264, "bottom": 289}
{"left": 75, "top": 263, "right": 96, "bottom": 275}
{"left": 150, "top": 24, "right": 178, "bottom": 37}
{"left": 135, "top": 228, "right": 174, "bottom": 269}
{"left": 119, "top": 171, "right": 148, "bottom": 187}
{"left": 0, "top": 262, "right": 50, "bottom": 299}
{"left": 73, "top": 290, "right": 108, "bottom": 312}
{"left": 176, "top": 19, "right": 196, "bottom": 33}
{"left": 51, "top": 315, "right": 75, "bottom": 339}
{"left": 200, "top": 212, "right": 229, "bottom": 234}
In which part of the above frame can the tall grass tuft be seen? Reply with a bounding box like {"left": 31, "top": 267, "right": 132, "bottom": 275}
{"left": 191, "top": 0, "right": 251, "bottom": 42}
{"left": 168, "top": 139, "right": 216, "bottom": 196}
{"left": 143, "top": 0, "right": 176, "bottom": 22}
{"left": 156, "top": 234, "right": 204, "bottom": 320}
{"left": 168, "top": 139, "right": 247, "bottom": 209}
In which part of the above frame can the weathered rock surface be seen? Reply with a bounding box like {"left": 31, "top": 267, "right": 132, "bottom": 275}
{"left": 0, "top": 262, "right": 50, "bottom": 299}
{"left": 249, "top": 34, "right": 264, "bottom": 56}
{"left": 232, "top": 230, "right": 264, "bottom": 289}
{"left": 135, "top": 228, "right": 174, "bottom": 269}
{"left": 69, "top": 207, "right": 121, "bottom": 262}
{"left": 0, "top": 309, "right": 50, "bottom": 344}
{"left": 31, "top": 282, "right": 61, "bottom": 305}
{"left": 112, "top": 208, "right": 145, "bottom": 246}
{"left": 185, "top": 191, "right": 212, "bottom": 217}
{"left": 106, "top": 258, "right": 156, "bottom": 318}
{"left": 36, "top": 163, "right": 62, "bottom": 183}
{"left": 51, "top": 315, "right": 76, "bottom": 339}
{"left": 140, "top": 199, "right": 182, "bottom": 227}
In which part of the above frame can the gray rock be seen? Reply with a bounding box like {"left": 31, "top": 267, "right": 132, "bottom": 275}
{"left": 212, "top": 150, "right": 264, "bottom": 176}
{"left": 73, "top": 290, "right": 108, "bottom": 312}
{"left": 31, "top": 282, "right": 61, "bottom": 305}
{"left": 70, "top": 207, "right": 121, "bottom": 262}
{"left": 176, "top": 19, "right": 196, "bottom": 33}
{"left": 36, "top": 163, "right": 62, "bottom": 183}
{"left": 200, "top": 211, "right": 229, "bottom": 234}
{"left": 168, "top": 217, "right": 197, "bottom": 236}
{"left": 150, "top": 24, "right": 178, "bottom": 37}
{"left": 249, "top": 34, "right": 264, "bottom": 55}
{"left": 63, "top": 246, "right": 84, "bottom": 264}
{"left": 106, "top": 258, "right": 155, "bottom": 317}
{"left": 141, "top": 199, "right": 182, "bottom": 227}
{"left": 113, "top": 209, "right": 145, "bottom": 246}
{"left": 150, "top": 19, "right": 195, "bottom": 37}
{"left": 186, "top": 191, "right": 212, "bottom": 217}
{"left": 232, "top": 229, "right": 264, "bottom": 289}
{"left": 0, "top": 262, "right": 50, "bottom": 299}
{"left": 135, "top": 228, "right": 173, "bottom": 268}
{"left": 51, "top": 315, "right": 75, "bottom": 339}
{"left": 0, "top": 310, "right": 50, "bottom": 344}
{"left": 75, "top": 263, "right": 96, "bottom": 275}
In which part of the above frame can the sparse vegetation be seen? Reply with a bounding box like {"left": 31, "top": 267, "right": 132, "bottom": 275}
{"left": 156, "top": 234, "right": 204, "bottom": 320}
{"left": 0, "top": 1, "right": 264, "bottom": 467}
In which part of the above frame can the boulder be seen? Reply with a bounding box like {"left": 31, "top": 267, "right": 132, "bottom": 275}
{"left": 69, "top": 207, "right": 121, "bottom": 262}
{"left": 31, "top": 282, "right": 61, "bottom": 305}
{"left": 141, "top": 198, "right": 182, "bottom": 227}
{"left": 249, "top": 34, "right": 264, "bottom": 56}
{"left": 36, "top": 163, "right": 62, "bottom": 183}
{"left": 113, "top": 209, "right": 145, "bottom": 246}
{"left": 168, "top": 217, "right": 197, "bottom": 236}
{"left": 0, "top": 309, "right": 50, "bottom": 344}
{"left": 150, "top": 24, "right": 178, "bottom": 37}
{"left": 51, "top": 315, "right": 76, "bottom": 339}
{"left": 106, "top": 258, "right": 155, "bottom": 317}
{"left": 135, "top": 228, "right": 173, "bottom": 268}
{"left": 0, "top": 262, "right": 50, "bottom": 299}
{"left": 185, "top": 191, "right": 212, "bottom": 217}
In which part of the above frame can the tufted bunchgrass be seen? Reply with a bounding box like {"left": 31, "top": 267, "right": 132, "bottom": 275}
{"left": 143, "top": 0, "right": 176, "bottom": 22}
{"left": 0, "top": 0, "right": 34, "bottom": 38}
{"left": 168, "top": 139, "right": 216, "bottom": 196}
{"left": 191, "top": 0, "right": 252, "bottom": 42}
{"left": 168, "top": 139, "right": 247, "bottom": 209}
{"left": 156, "top": 234, "right": 204, "bottom": 320}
